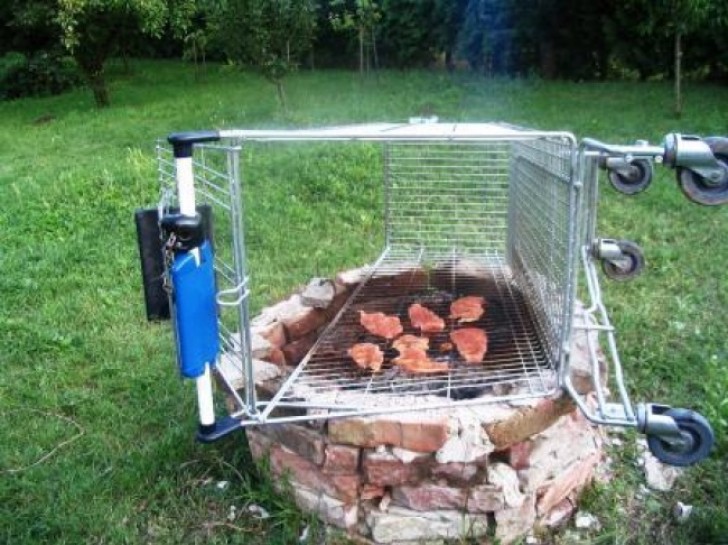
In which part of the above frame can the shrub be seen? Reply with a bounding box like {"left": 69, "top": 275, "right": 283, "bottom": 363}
{"left": 0, "top": 50, "right": 81, "bottom": 100}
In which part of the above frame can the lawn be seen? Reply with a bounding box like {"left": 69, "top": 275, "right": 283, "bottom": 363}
{"left": 0, "top": 60, "right": 726, "bottom": 544}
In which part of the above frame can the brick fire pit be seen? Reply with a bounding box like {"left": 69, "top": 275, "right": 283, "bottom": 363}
{"left": 221, "top": 267, "right": 607, "bottom": 544}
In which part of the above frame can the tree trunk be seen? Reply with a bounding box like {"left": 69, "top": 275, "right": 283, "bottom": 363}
{"left": 674, "top": 30, "right": 682, "bottom": 118}
{"left": 275, "top": 79, "right": 287, "bottom": 112}
{"left": 77, "top": 55, "right": 110, "bottom": 108}
{"left": 371, "top": 28, "right": 379, "bottom": 71}
{"left": 359, "top": 26, "right": 364, "bottom": 75}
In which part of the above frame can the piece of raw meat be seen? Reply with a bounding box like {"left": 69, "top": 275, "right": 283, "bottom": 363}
{"left": 359, "top": 311, "right": 403, "bottom": 339}
{"left": 408, "top": 303, "right": 445, "bottom": 333}
{"left": 449, "top": 328, "right": 488, "bottom": 363}
{"left": 393, "top": 347, "right": 449, "bottom": 374}
{"left": 392, "top": 334, "right": 430, "bottom": 353}
{"left": 450, "top": 296, "right": 486, "bottom": 323}
{"left": 347, "top": 343, "right": 384, "bottom": 372}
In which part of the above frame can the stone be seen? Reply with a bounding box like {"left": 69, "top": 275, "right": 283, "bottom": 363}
{"left": 392, "top": 484, "right": 467, "bottom": 511}
{"left": 391, "top": 447, "right": 430, "bottom": 464}
{"left": 292, "top": 486, "right": 358, "bottom": 529}
{"left": 435, "top": 436, "right": 490, "bottom": 464}
{"left": 329, "top": 415, "right": 449, "bottom": 453}
{"left": 322, "top": 444, "right": 360, "bottom": 475}
{"left": 535, "top": 452, "right": 601, "bottom": 516}
{"left": 269, "top": 445, "right": 360, "bottom": 502}
{"left": 362, "top": 450, "right": 430, "bottom": 487}
{"left": 266, "top": 346, "right": 287, "bottom": 367}
{"left": 429, "top": 463, "right": 480, "bottom": 486}
{"left": 540, "top": 498, "right": 575, "bottom": 528}
{"left": 494, "top": 493, "right": 537, "bottom": 545}
{"left": 301, "top": 277, "right": 337, "bottom": 308}
{"left": 466, "top": 484, "right": 505, "bottom": 513}
{"left": 643, "top": 452, "right": 682, "bottom": 491}
{"left": 336, "top": 266, "right": 371, "bottom": 287}
{"left": 256, "top": 423, "right": 325, "bottom": 465}
{"left": 488, "top": 463, "right": 524, "bottom": 508}
{"left": 367, "top": 507, "right": 488, "bottom": 544}
{"left": 519, "top": 409, "right": 602, "bottom": 493}
{"left": 574, "top": 511, "right": 600, "bottom": 531}
{"left": 484, "top": 396, "right": 576, "bottom": 450}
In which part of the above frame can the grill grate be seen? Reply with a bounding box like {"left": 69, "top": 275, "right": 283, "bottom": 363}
{"left": 272, "top": 249, "right": 558, "bottom": 412}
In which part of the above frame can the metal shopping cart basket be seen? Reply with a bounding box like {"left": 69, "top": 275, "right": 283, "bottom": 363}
{"left": 136, "top": 122, "right": 728, "bottom": 467}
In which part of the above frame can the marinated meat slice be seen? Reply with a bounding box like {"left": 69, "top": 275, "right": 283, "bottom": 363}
{"left": 393, "top": 347, "right": 449, "bottom": 374}
{"left": 359, "top": 311, "right": 403, "bottom": 339}
{"left": 347, "top": 343, "right": 384, "bottom": 371}
{"left": 450, "top": 296, "right": 486, "bottom": 323}
{"left": 392, "top": 334, "right": 430, "bottom": 353}
{"left": 450, "top": 328, "right": 488, "bottom": 364}
{"left": 408, "top": 303, "right": 445, "bottom": 333}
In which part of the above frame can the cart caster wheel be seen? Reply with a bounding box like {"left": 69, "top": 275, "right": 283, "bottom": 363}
{"left": 609, "top": 159, "right": 653, "bottom": 195}
{"left": 601, "top": 240, "right": 644, "bottom": 281}
{"left": 676, "top": 137, "right": 728, "bottom": 206}
{"left": 646, "top": 408, "right": 714, "bottom": 466}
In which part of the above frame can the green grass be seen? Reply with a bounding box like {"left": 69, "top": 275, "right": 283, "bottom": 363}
{"left": 1, "top": 60, "right": 727, "bottom": 544}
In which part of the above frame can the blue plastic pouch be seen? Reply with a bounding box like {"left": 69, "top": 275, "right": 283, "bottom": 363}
{"left": 171, "top": 241, "right": 219, "bottom": 378}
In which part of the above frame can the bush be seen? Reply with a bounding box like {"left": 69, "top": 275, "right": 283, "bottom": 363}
{"left": 0, "top": 51, "right": 81, "bottom": 100}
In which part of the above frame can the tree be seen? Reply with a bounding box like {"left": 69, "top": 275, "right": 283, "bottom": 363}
{"left": 329, "top": 0, "right": 381, "bottom": 74}
{"left": 57, "top": 0, "right": 194, "bottom": 107}
{"left": 215, "top": 0, "right": 316, "bottom": 109}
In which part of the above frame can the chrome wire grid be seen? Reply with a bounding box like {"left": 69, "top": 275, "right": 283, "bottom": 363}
{"left": 265, "top": 138, "right": 573, "bottom": 415}
{"left": 272, "top": 250, "right": 557, "bottom": 411}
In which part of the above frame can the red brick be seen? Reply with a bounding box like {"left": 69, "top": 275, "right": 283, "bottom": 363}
{"left": 329, "top": 418, "right": 402, "bottom": 448}
{"left": 246, "top": 429, "right": 273, "bottom": 459}
{"left": 362, "top": 451, "right": 431, "bottom": 487}
{"left": 430, "top": 463, "right": 481, "bottom": 486}
{"left": 254, "top": 321, "right": 287, "bottom": 348}
{"left": 281, "top": 306, "right": 328, "bottom": 341}
{"left": 484, "top": 396, "right": 576, "bottom": 450}
{"left": 535, "top": 452, "right": 600, "bottom": 516}
{"left": 360, "top": 484, "right": 386, "bottom": 500}
{"left": 257, "top": 423, "right": 325, "bottom": 465}
{"left": 466, "top": 485, "right": 505, "bottom": 513}
{"left": 282, "top": 329, "right": 318, "bottom": 366}
{"left": 328, "top": 416, "right": 449, "bottom": 453}
{"left": 269, "top": 445, "right": 360, "bottom": 503}
{"left": 392, "top": 483, "right": 467, "bottom": 511}
{"left": 507, "top": 441, "right": 532, "bottom": 470}
{"left": 322, "top": 444, "right": 360, "bottom": 475}
{"left": 400, "top": 418, "right": 449, "bottom": 453}
{"left": 266, "top": 346, "right": 287, "bottom": 367}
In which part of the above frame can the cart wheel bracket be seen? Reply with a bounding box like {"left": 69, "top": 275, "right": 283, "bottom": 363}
{"left": 639, "top": 404, "right": 715, "bottom": 466}
{"left": 594, "top": 239, "right": 645, "bottom": 281}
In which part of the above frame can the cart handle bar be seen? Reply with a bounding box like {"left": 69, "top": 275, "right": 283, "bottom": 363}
{"left": 168, "top": 131, "right": 221, "bottom": 158}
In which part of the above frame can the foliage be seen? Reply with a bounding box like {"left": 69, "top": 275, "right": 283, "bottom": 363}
{"left": 329, "top": 0, "right": 381, "bottom": 73}
{"left": 214, "top": 0, "right": 316, "bottom": 108}
{"left": 0, "top": 50, "right": 81, "bottom": 100}
{"left": 52, "top": 0, "right": 195, "bottom": 106}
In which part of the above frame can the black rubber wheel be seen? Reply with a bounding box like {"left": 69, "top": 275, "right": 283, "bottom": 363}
{"left": 608, "top": 158, "right": 653, "bottom": 195}
{"left": 677, "top": 152, "right": 728, "bottom": 206}
{"left": 601, "top": 240, "right": 644, "bottom": 281}
{"left": 646, "top": 408, "right": 714, "bottom": 466}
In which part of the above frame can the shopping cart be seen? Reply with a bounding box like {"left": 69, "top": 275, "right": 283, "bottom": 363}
{"left": 136, "top": 122, "right": 727, "bottom": 467}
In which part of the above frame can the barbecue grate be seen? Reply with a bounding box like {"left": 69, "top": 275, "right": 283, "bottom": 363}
{"left": 270, "top": 250, "right": 557, "bottom": 413}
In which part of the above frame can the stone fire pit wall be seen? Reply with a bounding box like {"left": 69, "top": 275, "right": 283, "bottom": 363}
{"left": 222, "top": 268, "right": 607, "bottom": 545}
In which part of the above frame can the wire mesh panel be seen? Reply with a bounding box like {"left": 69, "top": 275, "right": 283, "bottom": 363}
{"left": 508, "top": 138, "right": 575, "bottom": 366}
{"left": 385, "top": 142, "right": 511, "bottom": 256}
